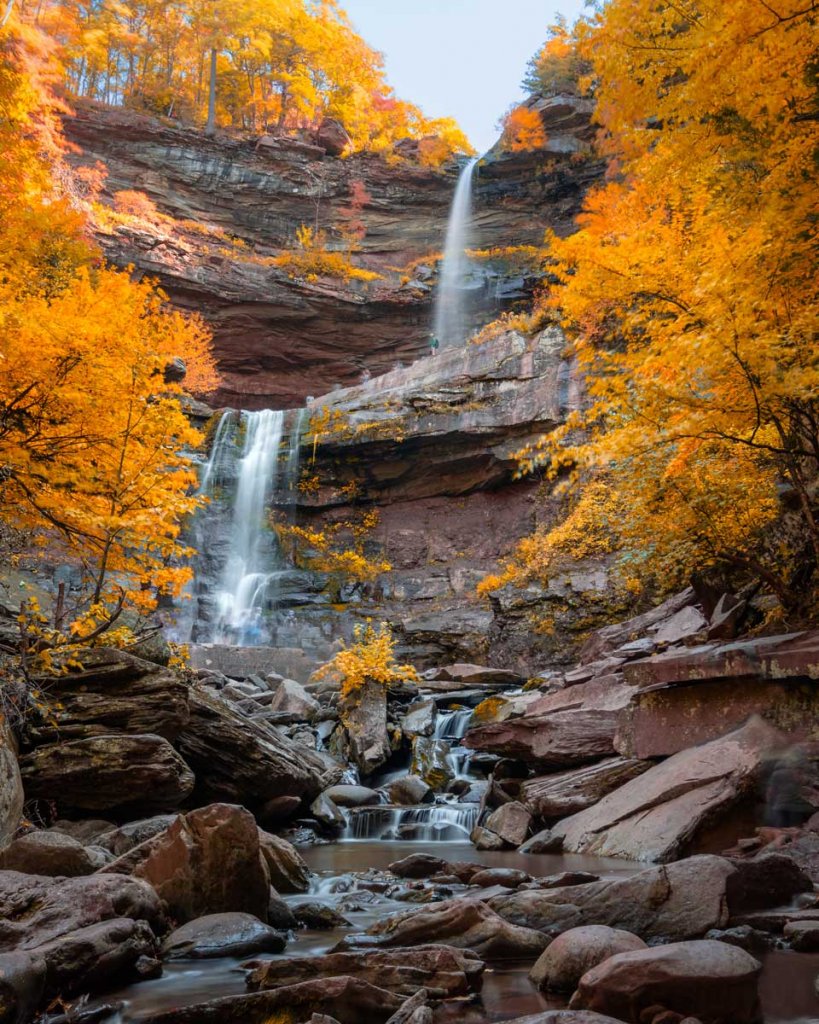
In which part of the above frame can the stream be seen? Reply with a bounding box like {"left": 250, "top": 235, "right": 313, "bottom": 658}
{"left": 98, "top": 840, "right": 819, "bottom": 1024}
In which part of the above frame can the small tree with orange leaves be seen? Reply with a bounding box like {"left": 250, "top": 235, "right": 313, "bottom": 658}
{"left": 498, "top": 105, "right": 547, "bottom": 154}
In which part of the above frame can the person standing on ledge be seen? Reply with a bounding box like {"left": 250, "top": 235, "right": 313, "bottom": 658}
{"left": 429, "top": 334, "right": 439, "bottom": 356}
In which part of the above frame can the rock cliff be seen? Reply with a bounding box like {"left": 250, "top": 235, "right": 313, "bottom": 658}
{"left": 63, "top": 98, "right": 602, "bottom": 407}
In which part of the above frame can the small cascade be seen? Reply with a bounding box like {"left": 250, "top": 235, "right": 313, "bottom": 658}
{"left": 433, "top": 156, "right": 480, "bottom": 348}
{"left": 434, "top": 706, "right": 475, "bottom": 780}
{"left": 343, "top": 804, "right": 479, "bottom": 842}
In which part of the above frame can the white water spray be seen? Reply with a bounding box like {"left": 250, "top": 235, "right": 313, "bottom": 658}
{"left": 433, "top": 156, "right": 479, "bottom": 349}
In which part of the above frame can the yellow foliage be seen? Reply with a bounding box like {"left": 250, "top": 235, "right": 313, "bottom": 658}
{"left": 498, "top": 105, "right": 547, "bottom": 154}
{"left": 275, "top": 510, "right": 390, "bottom": 585}
{"left": 315, "top": 621, "right": 418, "bottom": 699}
{"left": 496, "top": 0, "right": 819, "bottom": 615}
{"left": 272, "top": 225, "right": 381, "bottom": 283}
{"left": 0, "top": 16, "right": 219, "bottom": 649}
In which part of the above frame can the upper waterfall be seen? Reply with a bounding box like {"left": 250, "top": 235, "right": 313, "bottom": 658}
{"left": 433, "top": 157, "right": 479, "bottom": 349}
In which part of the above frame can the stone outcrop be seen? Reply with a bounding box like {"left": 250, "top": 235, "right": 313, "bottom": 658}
{"left": 617, "top": 631, "right": 819, "bottom": 759}
{"left": 19, "top": 734, "right": 195, "bottom": 816}
{"left": 556, "top": 717, "right": 787, "bottom": 862}
{"left": 522, "top": 758, "right": 651, "bottom": 821}
{"left": 340, "top": 678, "right": 391, "bottom": 777}
{"left": 26, "top": 647, "right": 189, "bottom": 744}
{"left": 530, "top": 925, "right": 647, "bottom": 992}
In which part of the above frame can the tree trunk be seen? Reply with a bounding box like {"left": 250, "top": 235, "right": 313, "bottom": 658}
{"left": 205, "top": 47, "right": 217, "bottom": 136}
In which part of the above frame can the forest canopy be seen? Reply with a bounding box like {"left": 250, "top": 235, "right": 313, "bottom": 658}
{"left": 11, "top": 0, "right": 472, "bottom": 161}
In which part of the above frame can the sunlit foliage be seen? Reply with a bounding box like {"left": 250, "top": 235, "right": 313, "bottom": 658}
{"left": 490, "top": 0, "right": 819, "bottom": 618}
{"left": 314, "top": 621, "right": 418, "bottom": 699}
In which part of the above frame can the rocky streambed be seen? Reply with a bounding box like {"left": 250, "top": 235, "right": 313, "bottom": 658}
{"left": 2, "top": 592, "right": 819, "bottom": 1023}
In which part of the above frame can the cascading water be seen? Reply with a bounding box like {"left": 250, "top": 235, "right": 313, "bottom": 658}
{"left": 189, "top": 408, "right": 308, "bottom": 645}
{"left": 432, "top": 156, "right": 480, "bottom": 348}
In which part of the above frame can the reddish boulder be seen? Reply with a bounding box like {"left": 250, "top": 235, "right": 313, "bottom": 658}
{"left": 530, "top": 925, "right": 647, "bottom": 991}
{"left": 569, "top": 939, "right": 762, "bottom": 1023}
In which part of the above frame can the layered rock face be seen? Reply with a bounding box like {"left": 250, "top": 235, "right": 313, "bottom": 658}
{"left": 63, "top": 99, "right": 601, "bottom": 407}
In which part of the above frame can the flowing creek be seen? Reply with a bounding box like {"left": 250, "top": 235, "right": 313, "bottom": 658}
{"left": 99, "top": 841, "right": 819, "bottom": 1023}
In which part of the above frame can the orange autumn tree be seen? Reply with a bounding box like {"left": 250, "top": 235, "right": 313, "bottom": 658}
{"left": 488, "top": 0, "right": 819, "bottom": 617}
{"left": 498, "top": 104, "right": 547, "bottom": 153}
{"left": 0, "top": 11, "right": 218, "bottom": 658}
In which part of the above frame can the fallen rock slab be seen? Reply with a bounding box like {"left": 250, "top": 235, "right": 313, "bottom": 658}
{"left": 175, "top": 688, "right": 324, "bottom": 809}
{"left": 522, "top": 758, "right": 651, "bottom": 821}
{"left": 557, "top": 717, "right": 787, "bottom": 862}
{"left": 484, "top": 801, "right": 532, "bottom": 846}
{"left": 569, "top": 939, "right": 762, "bottom": 1023}
{"left": 139, "top": 976, "right": 405, "bottom": 1024}
{"left": 246, "top": 944, "right": 483, "bottom": 998}
{"left": 337, "top": 897, "right": 548, "bottom": 960}
{"left": 464, "top": 709, "right": 623, "bottom": 769}
{"left": 530, "top": 925, "right": 647, "bottom": 992}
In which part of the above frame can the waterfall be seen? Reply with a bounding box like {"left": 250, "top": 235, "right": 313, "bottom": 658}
{"left": 434, "top": 707, "right": 475, "bottom": 780}
{"left": 190, "top": 407, "right": 305, "bottom": 645}
{"left": 343, "top": 804, "right": 479, "bottom": 842}
{"left": 432, "top": 156, "right": 479, "bottom": 349}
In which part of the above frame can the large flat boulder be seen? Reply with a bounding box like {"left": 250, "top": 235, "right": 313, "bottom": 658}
{"left": 522, "top": 758, "right": 651, "bottom": 820}
{"left": 101, "top": 803, "right": 270, "bottom": 923}
{"left": 530, "top": 925, "right": 647, "bottom": 992}
{"left": 338, "top": 897, "right": 549, "bottom": 960}
{"left": 246, "top": 944, "right": 483, "bottom": 999}
{"left": 0, "top": 831, "right": 107, "bottom": 876}
{"left": 19, "top": 734, "right": 195, "bottom": 816}
{"left": 26, "top": 647, "right": 189, "bottom": 743}
{"left": 569, "top": 939, "right": 762, "bottom": 1023}
{"left": 175, "top": 688, "right": 324, "bottom": 808}
{"left": 557, "top": 717, "right": 787, "bottom": 862}
{"left": 464, "top": 709, "right": 621, "bottom": 768}
{"left": 488, "top": 854, "right": 809, "bottom": 943}
{"left": 137, "top": 976, "right": 406, "bottom": 1024}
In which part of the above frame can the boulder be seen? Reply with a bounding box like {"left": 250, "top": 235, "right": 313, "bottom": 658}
{"left": 0, "top": 718, "right": 22, "bottom": 847}
{"left": 0, "top": 869, "right": 163, "bottom": 1004}
{"left": 136, "top": 976, "right": 405, "bottom": 1024}
{"left": 471, "top": 826, "right": 508, "bottom": 851}
{"left": 519, "top": 829, "right": 565, "bottom": 854}
{"left": 522, "top": 758, "right": 651, "bottom": 820}
{"left": 384, "top": 989, "right": 432, "bottom": 1024}
{"left": 258, "top": 830, "right": 311, "bottom": 893}
{"left": 388, "top": 854, "right": 449, "bottom": 879}
{"left": 95, "top": 815, "right": 178, "bottom": 856}
{"left": 269, "top": 679, "right": 319, "bottom": 719}
{"left": 558, "top": 717, "right": 788, "bottom": 862}
{"left": 102, "top": 804, "right": 270, "bottom": 923}
{"left": 175, "top": 688, "right": 324, "bottom": 809}
{"left": 162, "top": 913, "right": 286, "bottom": 959}
{"left": 530, "top": 925, "right": 647, "bottom": 991}
{"left": 569, "top": 939, "right": 762, "bottom": 1023}
{"left": 323, "top": 785, "right": 380, "bottom": 808}
{"left": 410, "top": 736, "right": 453, "bottom": 790}
{"left": 491, "top": 853, "right": 810, "bottom": 946}
{"left": 19, "top": 734, "right": 194, "bottom": 815}
{"left": 338, "top": 897, "right": 549, "bottom": 960}
{"left": 34, "top": 916, "right": 157, "bottom": 996}
{"left": 578, "top": 589, "right": 697, "bottom": 664}
{"left": 0, "top": 831, "right": 107, "bottom": 876}
{"left": 340, "top": 679, "right": 391, "bottom": 777}
{"left": 384, "top": 776, "right": 431, "bottom": 806}
{"left": 310, "top": 794, "right": 346, "bottom": 830}
{"left": 0, "top": 950, "right": 46, "bottom": 1024}
{"left": 783, "top": 919, "right": 819, "bottom": 950}
{"left": 316, "top": 118, "right": 351, "bottom": 156}
{"left": 470, "top": 868, "right": 531, "bottom": 888}
{"left": 499, "top": 1015, "right": 631, "bottom": 1024}
{"left": 247, "top": 944, "right": 483, "bottom": 998}
{"left": 49, "top": 819, "right": 117, "bottom": 844}
{"left": 26, "top": 648, "right": 189, "bottom": 743}
{"left": 400, "top": 700, "right": 436, "bottom": 738}
{"left": 653, "top": 606, "right": 707, "bottom": 644}
{"left": 484, "top": 801, "right": 532, "bottom": 847}
{"left": 291, "top": 902, "right": 351, "bottom": 929}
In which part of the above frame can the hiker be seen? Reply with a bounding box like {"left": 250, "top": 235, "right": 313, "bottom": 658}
{"left": 429, "top": 334, "right": 439, "bottom": 356}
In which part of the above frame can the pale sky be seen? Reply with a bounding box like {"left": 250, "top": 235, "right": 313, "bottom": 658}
{"left": 342, "top": 0, "right": 589, "bottom": 154}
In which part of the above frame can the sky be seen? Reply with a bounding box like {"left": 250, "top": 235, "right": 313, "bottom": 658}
{"left": 342, "top": 0, "right": 588, "bottom": 154}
